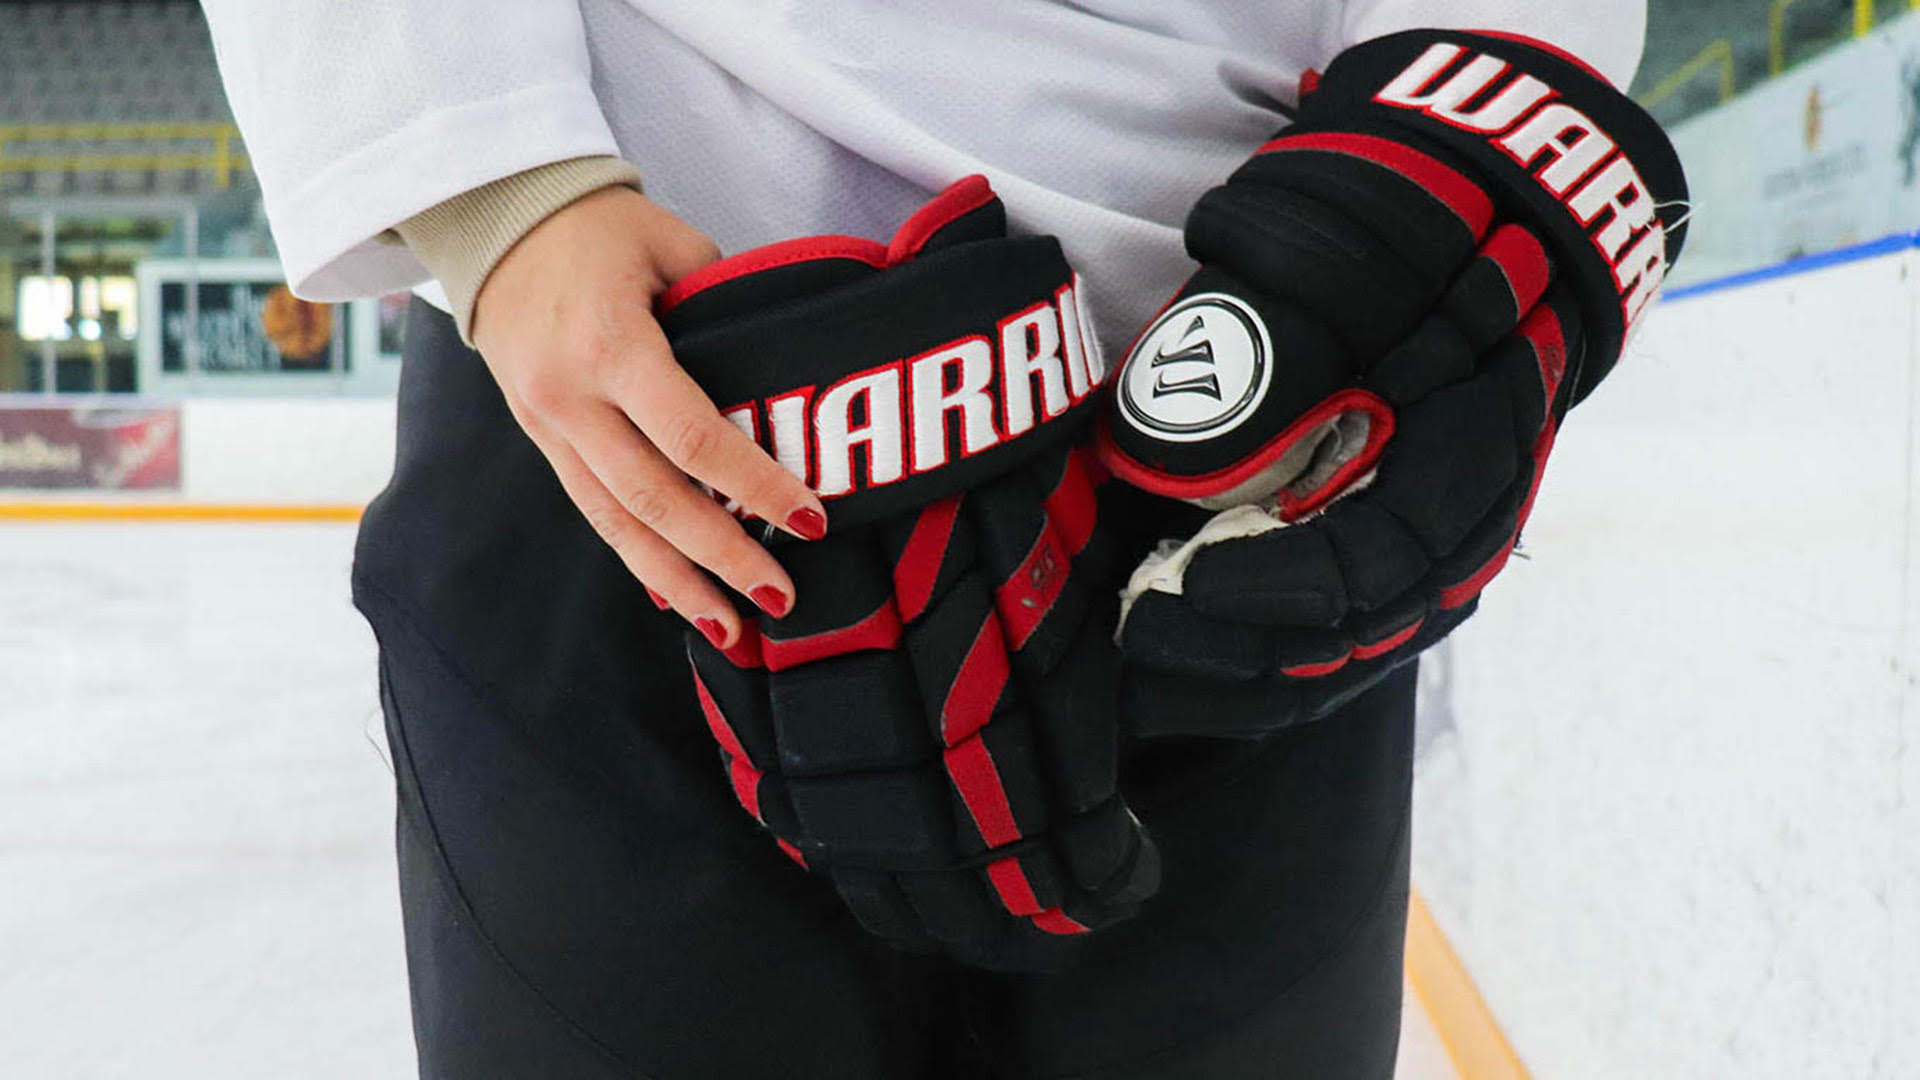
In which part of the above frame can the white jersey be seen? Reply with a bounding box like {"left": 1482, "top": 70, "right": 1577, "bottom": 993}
{"left": 201, "top": 0, "right": 1646, "bottom": 340}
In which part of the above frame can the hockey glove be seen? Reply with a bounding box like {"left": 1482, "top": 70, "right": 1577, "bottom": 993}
{"left": 1098, "top": 30, "right": 1690, "bottom": 737}
{"left": 659, "top": 177, "right": 1159, "bottom": 967}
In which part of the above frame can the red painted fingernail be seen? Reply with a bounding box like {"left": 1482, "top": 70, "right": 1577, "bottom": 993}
{"left": 750, "top": 585, "right": 792, "bottom": 619}
{"left": 646, "top": 588, "right": 670, "bottom": 611}
{"left": 785, "top": 507, "right": 828, "bottom": 541}
{"left": 694, "top": 618, "right": 728, "bottom": 649}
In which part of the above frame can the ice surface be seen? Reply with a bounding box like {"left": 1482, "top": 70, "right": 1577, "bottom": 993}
{"left": 1, "top": 523, "right": 411, "bottom": 1078}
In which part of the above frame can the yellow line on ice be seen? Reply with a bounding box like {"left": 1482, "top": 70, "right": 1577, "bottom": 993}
{"left": 0, "top": 503, "right": 364, "bottom": 522}
{"left": 1406, "top": 890, "right": 1532, "bottom": 1080}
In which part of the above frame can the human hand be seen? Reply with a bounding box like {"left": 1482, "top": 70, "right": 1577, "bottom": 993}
{"left": 471, "top": 186, "right": 828, "bottom": 649}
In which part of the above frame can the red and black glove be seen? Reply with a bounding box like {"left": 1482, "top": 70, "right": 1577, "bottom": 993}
{"left": 660, "top": 178, "right": 1158, "bottom": 968}
{"left": 1097, "top": 30, "right": 1690, "bottom": 737}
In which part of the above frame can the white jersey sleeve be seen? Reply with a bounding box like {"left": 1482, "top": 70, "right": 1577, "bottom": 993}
{"left": 1338, "top": 0, "right": 1649, "bottom": 90}
{"left": 200, "top": 0, "right": 621, "bottom": 301}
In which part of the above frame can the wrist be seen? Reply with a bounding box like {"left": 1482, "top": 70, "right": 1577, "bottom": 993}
{"left": 395, "top": 156, "right": 644, "bottom": 343}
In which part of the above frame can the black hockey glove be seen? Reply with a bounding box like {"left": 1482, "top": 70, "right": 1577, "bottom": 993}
{"left": 1097, "top": 30, "right": 1689, "bottom": 738}
{"left": 660, "top": 178, "right": 1158, "bottom": 968}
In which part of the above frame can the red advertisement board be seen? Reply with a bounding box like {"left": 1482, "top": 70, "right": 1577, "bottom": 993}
{"left": 0, "top": 406, "right": 182, "bottom": 490}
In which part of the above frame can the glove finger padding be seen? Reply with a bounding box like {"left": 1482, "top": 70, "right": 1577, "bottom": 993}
{"left": 665, "top": 177, "right": 1157, "bottom": 966}
{"left": 1100, "top": 30, "right": 1688, "bottom": 739}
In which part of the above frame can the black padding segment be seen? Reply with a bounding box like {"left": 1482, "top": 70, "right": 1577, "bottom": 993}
{"left": 787, "top": 769, "right": 957, "bottom": 866}
{"left": 1118, "top": 590, "right": 1277, "bottom": 681}
{"left": 1225, "top": 143, "right": 1482, "bottom": 290}
{"left": 1432, "top": 485, "right": 1530, "bottom": 590}
{"left": 1367, "top": 315, "right": 1478, "bottom": 407}
{"left": 1000, "top": 849, "right": 1070, "bottom": 912}
{"left": 1027, "top": 628, "right": 1122, "bottom": 814}
{"left": 904, "top": 573, "right": 1008, "bottom": 743}
{"left": 1122, "top": 665, "right": 1309, "bottom": 740}
{"left": 1183, "top": 525, "right": 1349, "bottom": 628}
{"left": 832, "top": 869, "right": 932, "bottom": 949}
{"left": 754, "top": 773, "right": 805, "bottom": 844}
{"left": 1365, "top": 376, "right": 1520, "bottom": 558}
{"left": 763, "top": 532, "right": 894, "bottom": 642}
{"left": 1187, "top": 182, "right": 1434, "bottom": 356}
{"left": 969, "top": 470, "right": 1045, "bottom": 578}
{"left": 768, "top": 652, "right": 933, "bottom": 775}
{"left": 688, "top": 639, "right": 777, "bottom": 768}
{"left": 897, "top": 869, "right": 1000, "bottom": 945}
{"left": 1318, "top": 502, "right": 1433, "bottom": 615}
{"left": 1105, "top": 826, "right": 1162, "bottom": 907}
{"left": 1443, "top": 252, "right": 1528, "bottom": 353}
{"left": 1488, "top": 335, "right": 1552, "bottom": 448}
{"left": 1057, "top": 800, "right": 1146, "bottom": 894}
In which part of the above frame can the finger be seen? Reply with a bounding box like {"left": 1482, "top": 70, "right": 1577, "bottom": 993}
{"left": 566, "top": 401, "right": 798, "bottom": 617}
{"left": 615, "top": 318, "right": 828, "bottom": 541}
{"left": 527, "top": 416, "right": 743, "bottom": 646}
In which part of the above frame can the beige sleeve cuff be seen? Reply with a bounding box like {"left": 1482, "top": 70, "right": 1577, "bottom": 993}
{"left": 393, "top": 155, "right": 644, "bottom": 342}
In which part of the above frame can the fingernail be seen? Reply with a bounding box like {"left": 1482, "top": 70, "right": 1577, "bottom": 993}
{"left": 750, "top": 585, "right": 792, "bottom": 619}
{"left": 646, "top": 588, "right": 670, "bottom": 611}
{"left": 694, "top": 617, "right": 729, "bottom": 649}
{"left": 785, "top": 507, "right": 828, "bottom": 541}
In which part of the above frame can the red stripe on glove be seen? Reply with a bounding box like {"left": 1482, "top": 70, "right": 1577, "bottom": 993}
{"left": 1031, "top": 909, "right": 1092, "bottom": 936}
{"left": 728, "top": 756, "right": 765, "bottom": 822}
{"left": 1482, "top": 224, "right": 1552, "bottom": 319}
{"left": 944, "top": 733, "right": 1023, "bottom": 847}
{"left": 760, "top": 601, "right": 904, "bottom": 672}
{"left": 1353, "top": 617, "right": 1427, "bottom": 660}
{"left": 893, "top": 497, "right": 961, "bottom": 624}
{"left": 1042, "top": 449, "right": 1100, "bottom": 557}
{"left": 985, "top": 856, "right": 1045, "bottom": 916}
{"left": 940, "top": 616, "right": 1010, "bottom": 745}
{"left": 692, "top": 669, "right": 752, "bottom": 763}
{"left": 887, "top": 175, "right": 997, "bottom": 265}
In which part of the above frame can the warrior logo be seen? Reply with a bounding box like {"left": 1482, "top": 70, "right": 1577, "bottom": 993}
{"left": 1149, "top": 316, "right": 1224, "bottom": 401}
{"left": 1116, "top": 293, "right": 1272, "bottom": 444}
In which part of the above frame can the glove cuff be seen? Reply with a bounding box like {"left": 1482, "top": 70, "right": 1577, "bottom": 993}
{"left": 1295, "top": 28, "right": 1689, "bottom": 401}
{"left": 659, "top": 177, "right": 1107, "bottom": 534}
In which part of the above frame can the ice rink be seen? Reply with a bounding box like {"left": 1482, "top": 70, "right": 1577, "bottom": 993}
{"left": 2, "top": 520, "right": 1457, "bottom": 1079}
